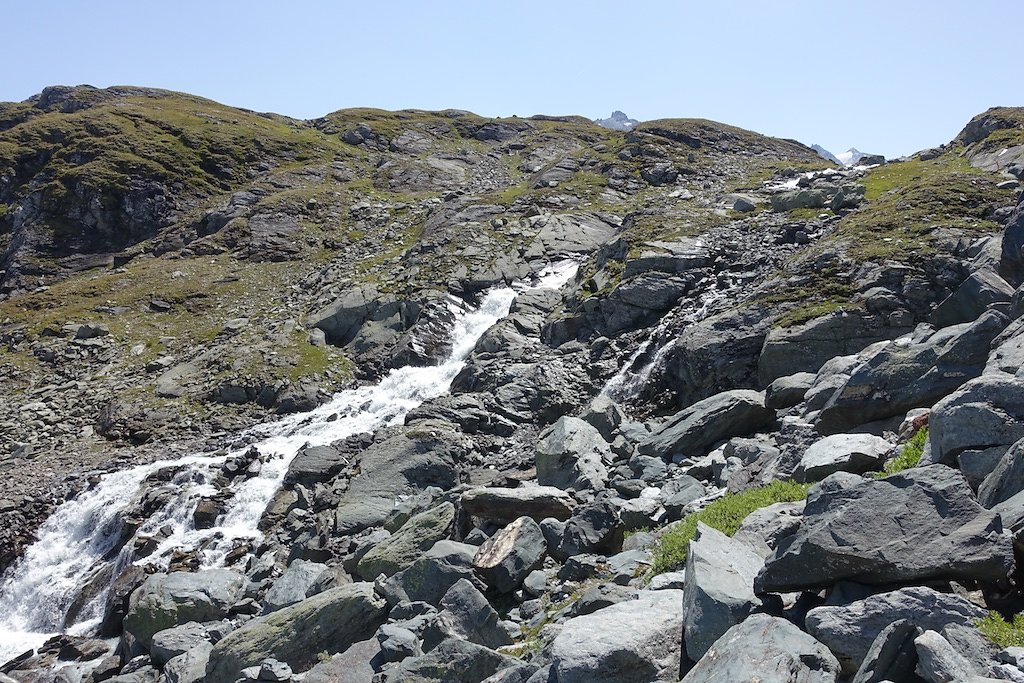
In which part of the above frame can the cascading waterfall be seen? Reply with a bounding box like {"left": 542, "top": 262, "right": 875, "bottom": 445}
{"left": 0, "top": 260, "right": 578, "bottom": 666}
{"left": 601, "top": 280, "right": 737, "bottom": 401}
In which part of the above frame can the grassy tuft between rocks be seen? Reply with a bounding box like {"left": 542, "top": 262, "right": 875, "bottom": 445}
{"left": 977, "top": 611, "right": 1024, "bottom": 648}
{"left": 877, "top": 427, "right": 928, "bottom": 477}
{"left": 650, "top": 480, "right": 810, "bottom": 575}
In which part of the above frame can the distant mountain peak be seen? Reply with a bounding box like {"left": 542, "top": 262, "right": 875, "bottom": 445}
{"left": 813, "top": 145, "right": 884, "bottom": 167}
{"left": 595, "top": 110, "right": 639, "bottom": 131}
{"left": 811, "top": 144, "right": 842, "bottom": 165}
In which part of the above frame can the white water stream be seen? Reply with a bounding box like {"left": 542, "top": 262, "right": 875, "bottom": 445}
{"left": 0, "top": 261, "right": 578, "bottom": 666}
{"left": 601, "top": 280, "right": 736, "bottom": 401}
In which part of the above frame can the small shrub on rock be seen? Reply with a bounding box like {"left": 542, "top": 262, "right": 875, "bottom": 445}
{"left": 977, "top": 611, "right": 1024, "bottom": 648}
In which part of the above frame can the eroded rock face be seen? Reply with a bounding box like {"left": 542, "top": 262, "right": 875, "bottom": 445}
{"left": 757, "top": 466, "right": 1014, "bottom": 592}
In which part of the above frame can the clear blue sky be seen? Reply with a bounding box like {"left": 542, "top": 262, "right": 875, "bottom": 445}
{"left": 3, "top": 1, "right": 1021, "bottom": 158}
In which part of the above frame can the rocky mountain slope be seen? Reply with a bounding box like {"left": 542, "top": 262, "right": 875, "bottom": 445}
{"left": 1, "top": 86, "right": 1024, "bottom": 682}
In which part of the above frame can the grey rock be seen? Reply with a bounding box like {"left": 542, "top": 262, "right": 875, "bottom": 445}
{"left": 284, "top": 445, "right": 347, "bottom": 488}
{"left": 472, "top": 516, "right": 546, "bottom": 593}
{"left": 550, "top": 589, "right": 685, "bottom": 683}
{"left": 735, "top": 500, "right": 805, "bottom": 549}
{"left": 795, "top": 433, "right": 893, "bottom": 482}
{"left": 335, "top": 429, "right": 465, "bottom": 535}
{"left": 535, "top": 417, "right": 611, "bottom": 492}
{"left": 356, "top": 502, "right": 455, "bottom": 578}
{"left": 979, "top": 437, "right": 1024, "bottom": 507}
{"left": 915, "top": 630, "right": 976, "bottom": 683}
{"left": 765, "top": 372, "right": 816, "bottom": 409}
{"left": 164, "top": 642, "right": 213, "bottom": 683}
{"left": 388, "top": 637, "right": 521, "bottom": 683}
{"left": 682, "top": 523, "right": 765, "bottom": 660}
{"left": 566, "top": 583, "right": 638, "bottom": 617}
{"left": 150, "top": 621, "right": 211, "bottom": 666}
{"left": 928, "top": 373, "right": 1024, "bottom": 467}
{"left": 378, "top": 624, "right": 421, "bottom": 663}
{"left": 818, "top": 311, "right": 1008, "bottom": 433}
{"left": 681, "top": 613, "right": 840, "bottom": 683}
{"left": 204, "top": 582, "right": 387, "bottom": 683}
{"left": 580, "top": 395, "right": 626, "bottom": 441}
{"left": 123, "top": 569, "right": 244, "bottom": 648}
{"left": 460, "top": 486, "right": 575, "bottom": 525}
{"left": 805, "top": 586, "right": 988, "bottom": 674}
{"left": 759, "top": 311, "right": 912, "bottom": 385}
{"left": 638, "top": 389, "right": 774, "bottom": 459}
{"left": 771, "top": 189, "right": 827, "bottom": 212}
{"left": 850, "top": 620, "right": 921, "bottom": 683}
{"left": 423, "top": 579, "right": 512, "bottom": 651}
{"left": 555, "top": 501, "right": 622, "bottom": 559}
{"left": 301, "top": 638, "right": 380, "bottom": 683}
{"left": 757, "top": 465, "right": 1013, "bottom": 592}
{"left": 263, "top": 560, "right": 328, "bottom": 613}
{"left": 382, "top": 540, "right": 481, "bottom": 606}
{"left": 931, "top": 270, "right": 1016, "bottom": 328}
{"left": 258, "top": 659, "right": 293, "bottom": 681}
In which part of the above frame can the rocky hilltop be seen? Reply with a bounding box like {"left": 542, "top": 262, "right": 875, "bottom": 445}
{"left": 1, "top": 86, "right": 1024, "bottom": 682}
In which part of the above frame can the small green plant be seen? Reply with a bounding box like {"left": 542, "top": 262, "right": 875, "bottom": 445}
{"left": 877, "top": 427, "right": 928, "bottom": 477}
{"left": 977, "top": 611, "right": 1024, "bottom": 648}
{"left": 650, "top": 480, "right": 810, "bottom": 575}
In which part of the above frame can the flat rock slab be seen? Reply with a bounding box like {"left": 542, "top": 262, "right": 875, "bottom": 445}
{"left": 460, "top": 486, "right": 575, "bottom": 525}
{"left": 639, "top": 389, "right": 774, "bottom": 459}
{"left": 757, "top": 465, "right": 1013, "bottom": 592}
{"left": 795, "top": 433, "right": 893, "bottom": 483}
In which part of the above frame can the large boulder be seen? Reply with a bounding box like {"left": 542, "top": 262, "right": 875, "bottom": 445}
{"left": 927, "top": 373, "right": 1024, "bottom": 467}
{"left": 549, "top": 589, "right": 685, "bottom": 683}
{"left": 759, "top": 311, "right": 912, "bottom": 385}
{"left": 804, "top": 586, "right": 988, "bottom": 674}
{"left": 123, "top": 569, "right": 244, "bottom": 649}
{"left": 284, "top": 445, "right": 348, "bottom": 488}
{"left": 335, "top": 428, "right": 467, "bottom": 535}
{"left": 205, "top": 582, "right": 387, "bottom": 683}
{"left": 794, "top": 433, "right": 893, "bottom": 482}
{"left": 681, "top": 613, "right": 840, "bottom": 683}
{"left": 535, "top": 417, "right": 610, "bottom": 492}
{"left": 682, "top": 523, "right": 764, "bottom": 661}
{"left": 931, "top": 270, "right": 1015, "bottom": 328}
{"left": 460, "top": 486, "right": 575, "bottom": 525}
{"left": 472, "top": 516, "right": 546, "bottom": 593}
{"left": 381, "top": 541, "right": 481, "bottom": 606}
{"left": 638, "top": 390, "right": 774, "bottom": 459}
{"left": 652, "top": 308, "right": 772, "bottom": 410}
{"left": 423, "top": 579, "right": 512, "bottom": 651}
{"left": 263, "top": 560, "right": 329, "bottom": 613}
{"left": 756, "top": 466, "right": 1014, "bottom": 592}
{"left": 357, "top": 502, "right": 455, "bottom": 579}
{"left": 817, "top": 311, "right": 1008, "bottom": 433}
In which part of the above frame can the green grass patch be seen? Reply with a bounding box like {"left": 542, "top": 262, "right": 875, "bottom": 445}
{"left": 650, "top": 480, "right": 810, "bottom": 575}
{"left": 977, "top": 611, "right": 1024, "bottom": 648}
{"left": 877, "top": 427, "right": 927, "bottom": 477}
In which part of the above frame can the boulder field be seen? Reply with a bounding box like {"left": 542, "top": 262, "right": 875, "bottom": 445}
{"left": 2, "top": 90, "right": 1024, "bottom": 682}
